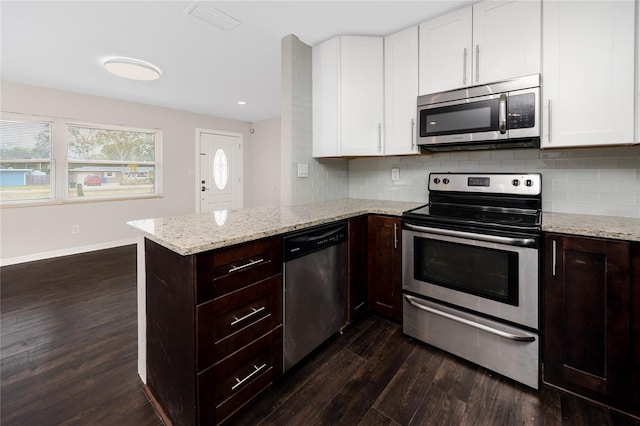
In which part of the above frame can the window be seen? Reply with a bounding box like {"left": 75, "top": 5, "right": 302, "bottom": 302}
{"left": 0, "top": 114, "right": 161, "bottom": 206}
{"left": 67, "top": 124, "right": 158, "bottom": 199}
{"left": 0, "top": 119, "right": 53, "bottom": 203}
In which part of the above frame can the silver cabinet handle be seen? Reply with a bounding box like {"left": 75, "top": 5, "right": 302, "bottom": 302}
{"left": 228, "top": 258, "right": 264, "bottom": 274}
{"left": 404, "top": 295, "right": 536, "bottom": 343}
{"left": 552, "top": 240, "right": 557, "bottom": 277}
{"left": 378, "top": 122, "right": 382, "bottom": 152}
{"left": 404, "top": 223, "right": 536, "bottom": 248}
{"left": 499, "top": 94, "right": 507, "bottom": 134}
{"left": 475, "top": 44, "right": 480, "bottom": 82}
{"left": 393, "top": 223, "right": 398, "bottom": 249}
{"left": 231, "top": 363, "right": 267, "bottom": 391}
{"left": 230, "top": 306, "right": 266, "bottom": 326}
{"left": 463, "top": 48, "right": 468, "bottom": 85}
{"left": 548, "top": 99, "right": 552, "bottom": 143}
{"left": 411, "top": 118, "right": 416, "bottom": 149}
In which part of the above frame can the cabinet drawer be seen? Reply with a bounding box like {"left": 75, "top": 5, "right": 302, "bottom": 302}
{"left": 196, "top": 237, "right": 282, "bottom": 303}
{"left": 197, "top": 275, "right": 282, "bottom": 370}
{"left": 198, "top": 327, "right": 282, "bottom": 425}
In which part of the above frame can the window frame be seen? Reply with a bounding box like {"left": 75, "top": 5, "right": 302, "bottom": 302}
{"left": 0, "top": 113, "right": 163, "bottom": 207}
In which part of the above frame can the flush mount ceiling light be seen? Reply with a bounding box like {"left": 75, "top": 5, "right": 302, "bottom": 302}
{"left": 103, "top": 57, "right": 161, "bottom": 81}
{"left": 183, "top": 2, "right": 240, "bottom": 32}
{"left": 237, "top": 101, "right": 247, "bottom": 105}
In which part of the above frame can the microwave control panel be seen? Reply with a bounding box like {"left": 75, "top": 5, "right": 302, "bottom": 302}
{"left": 508, "top": 93, "right": 536, "bottom": 129}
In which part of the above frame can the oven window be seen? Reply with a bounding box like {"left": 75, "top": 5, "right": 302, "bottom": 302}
{"left": 414, "top": 237, "right": 519, "bottom": 305}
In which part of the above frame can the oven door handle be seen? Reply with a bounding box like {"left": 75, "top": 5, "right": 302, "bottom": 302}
{"left": 404, "top": 295, "right": 536, "bottom": 343}
{"left": 404, "top": 223, "right": 536, "bottom": 247}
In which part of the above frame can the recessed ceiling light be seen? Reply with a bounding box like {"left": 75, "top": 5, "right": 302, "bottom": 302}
{"left": 237, "top": 101, "right": 247, "bottom": 105}
{"left": 103, "top": 57, "right": 161, "bottom": 81}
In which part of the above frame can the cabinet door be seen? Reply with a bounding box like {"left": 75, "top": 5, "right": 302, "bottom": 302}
{"left": 384, "top": 26, "right": 419, "bottom": 155}
{"left": 544, "top": 234, "right": 630, "bottom": 403}
{"left": 542, "top": 0, "right": 635, "bottom": 148}
{"left": 632, "top": 243, "right": 640, "bottom": 408}
{"left": 340, "top": 36, "right": 384, "bottom": 156}
{"left": 312, "top": 37, "right": 341, "bottom": 157}
{"left": 472, "top": 0, "right": 540, "bottom": 85}
{"left": 419, "top": 6, "right": 472, "bottom": 95}
{"left": 367, "top": 216, "right": 402, "bottom": 322}
{"left": 348, "top": 216, "right": 368, "bottom": 323}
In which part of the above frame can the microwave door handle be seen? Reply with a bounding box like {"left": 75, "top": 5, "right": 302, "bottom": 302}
{"left": 499, "top": 94, "right": 507, "bottom": 134}
{"left": 404, "top": 223, "right": 536, "bottom": 247}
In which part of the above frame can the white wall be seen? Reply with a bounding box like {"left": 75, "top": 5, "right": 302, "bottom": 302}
{"left": 0, "top": 81, "right": 252, "bottom": 264}
{"left": 250, "top": 117, "right": 281, "bottom": 206}
{"left": 349, "top": 146, "right": 640, "bottom": 218}
{"left": 281, "top": 34, "right": 349, "bottom": 206}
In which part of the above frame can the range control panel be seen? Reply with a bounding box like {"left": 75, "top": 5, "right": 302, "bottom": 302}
{"left": 429, "top": 173, "right": 541, "bottom": 195}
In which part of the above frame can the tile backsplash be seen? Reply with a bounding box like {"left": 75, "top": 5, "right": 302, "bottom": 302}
{"left": 349, "top": 146, "right": 640, "bottom": 218}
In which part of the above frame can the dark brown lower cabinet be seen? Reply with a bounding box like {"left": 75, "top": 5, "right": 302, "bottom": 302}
{"left": 368, "top": 215, "right": 402, "bottom": 322}
{"left": 348, "top": 216, "right": 368, "bottom": 323}
{"left": 543, "top": 233, "right": 636, "bottom": 415}
{"left": 145, "top": 236, "right": 283, "bottom": 425}
{"left": 632, "top": 242, "right": 640, "bottom": 409}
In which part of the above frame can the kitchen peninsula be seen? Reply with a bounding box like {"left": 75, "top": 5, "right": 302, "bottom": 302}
{"left": 128, "top": 198, "right": 422, "bottom": 425}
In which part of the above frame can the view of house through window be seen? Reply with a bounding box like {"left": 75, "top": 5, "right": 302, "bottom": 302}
{"left": 0, "top": 119, "right": 52, "bottom": 202}
{"left": 67, "top": 125, "right": 157, "bottom": 198}
{"left": 0, "top": 116, "right": 161, "bottom": 205}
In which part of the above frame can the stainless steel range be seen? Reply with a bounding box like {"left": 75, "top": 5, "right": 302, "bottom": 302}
{"left": 402, "top": 172, "right": 541, "bottom": 389}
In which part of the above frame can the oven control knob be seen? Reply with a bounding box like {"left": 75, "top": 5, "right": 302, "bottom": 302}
{"left": 433, "top": 178, "right": 440, "bottom": 184}
{"left": 443, "top": 178, "right": 450, "bottom": 185}
{"left": 512, "top": 179, "right": 520, "bottom": 186}
{"left": 525, "top": 179, "right": 533, "bottom": 187}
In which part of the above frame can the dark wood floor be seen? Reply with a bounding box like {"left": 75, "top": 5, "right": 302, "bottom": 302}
{"left": 1, "top": 245, "right": 161, "bottom": 426}
{"left": 1, "top": 246, "right": 638, "bottom": 425}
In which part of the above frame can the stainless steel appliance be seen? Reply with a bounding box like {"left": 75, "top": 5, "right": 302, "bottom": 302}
{"left": 283, "top": 221, "right": 347, "bottom": 372}
{"left": 417, "top": 75, "right": 540, "bottom": 152}
{"left": 402, "top": 173, "right": 542, "bottom": 389}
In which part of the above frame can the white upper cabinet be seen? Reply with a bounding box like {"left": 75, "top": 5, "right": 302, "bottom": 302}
{"left": 312, "top": 37, "right": 341, "bottom": 157}
{"left": 473, "top": 0, "right": 541, "bottom": 85}
{"left": 419, "top": 6, "right": 473, "bottom": 95}
{"left": 419, "top": 0, "right": 541, "bottom": 95}
{"left": 384, "top": 26, "right": 419, "bottom": 155}
{"left": 542, "top": 0, "right": 635, "bottom": 148}
{"left": 312, "top": 36, "right": 384, "bottom": 157}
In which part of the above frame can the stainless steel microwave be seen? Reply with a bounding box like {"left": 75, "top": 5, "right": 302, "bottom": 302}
{"left": 417, "top": 74, "right": 540, "bottom": 152}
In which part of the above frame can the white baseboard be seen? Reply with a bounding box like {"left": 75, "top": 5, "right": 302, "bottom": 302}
{"left": 0, "top": 238, "right": 137, "bottom": 267}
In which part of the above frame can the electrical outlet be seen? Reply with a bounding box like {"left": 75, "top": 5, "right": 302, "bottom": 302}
{"left": 297, "top": 163, "right": 309, "bottom": 178}
{"left": 391, "top": 168, "right": 400, "bottom": 181}
{"left": 71, "top": 224, "right": 80, "bottom": 234}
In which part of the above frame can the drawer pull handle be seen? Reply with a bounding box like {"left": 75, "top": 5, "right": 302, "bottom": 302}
{"left": 230, "top": 306, "right": 266, "bottom": 326}
{"left": 231, "top": 363, "right": 267, "bottom": 391}
{"left": 228, "top": 258, "right": 264, "bottom": 274}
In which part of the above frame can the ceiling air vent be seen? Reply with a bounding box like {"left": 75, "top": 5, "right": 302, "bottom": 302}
{"left": 183, "top": 2, "right": 240, "bottom": 32}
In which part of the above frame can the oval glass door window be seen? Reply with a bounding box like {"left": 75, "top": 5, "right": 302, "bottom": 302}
{"left": 213, "top": 148, "right": 229, "bottom": 190}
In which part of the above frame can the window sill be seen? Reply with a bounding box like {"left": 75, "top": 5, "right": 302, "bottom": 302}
{"left": 1, "top": 194, "right": 164, "bottom": 208}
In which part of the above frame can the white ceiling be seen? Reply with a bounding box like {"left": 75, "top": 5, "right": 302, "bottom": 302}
{"left": 1, "top": 1, "right": 472, "bottom": 123}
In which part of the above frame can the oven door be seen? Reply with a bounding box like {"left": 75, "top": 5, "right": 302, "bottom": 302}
{"left": 402, "top": 223, "right": 539, "bottom": 330}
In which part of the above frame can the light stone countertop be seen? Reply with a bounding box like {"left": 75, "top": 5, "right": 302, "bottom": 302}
{"left": 542, "top": 211, "right": 640, "bottom": 242}
{"left": 128, "top": 198, "right": 424, "bottom": 256}
{"left": 128, "top": 199, "right": 640, "bottom": 256}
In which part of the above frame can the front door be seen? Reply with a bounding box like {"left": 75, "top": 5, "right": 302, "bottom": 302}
{"left": 198, "top": 131, "right": 243, "bottom": 213}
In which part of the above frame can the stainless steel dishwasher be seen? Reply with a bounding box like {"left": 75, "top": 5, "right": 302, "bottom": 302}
{"left": 283, "top": 221, "right": 348, "bottom": 372}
